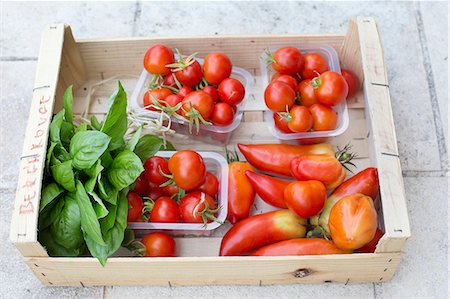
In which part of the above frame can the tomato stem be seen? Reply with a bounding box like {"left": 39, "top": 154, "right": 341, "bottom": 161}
{"left": 197, "top": 201, "right": 222, "bottom": 227}
{"left": 335, "top": 143, "right": 357, "bottom": 173}
{"left": 166, "top": 49, "right": 198, "bottom": 72}
{"left": 181, "top": 102, "right": 212, "bottom": 134}
{"left": 225, "top": 147, "right": 240, "bottom": 163}
{"left": 263, "top": 49, "right": 275, "bottom": 67}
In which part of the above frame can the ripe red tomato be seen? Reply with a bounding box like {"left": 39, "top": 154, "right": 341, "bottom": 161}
{"left": 179, "top": 191, "right": 217, "bottom": 224}
{"left": 143, "top": 45, "right": 174, "bottom": 75}
{"left": 143, "top": 88, "right": 173, "bottom": 110}
{"left": 202, "top": 85, "right": 219, "bottom": 103}
{"left": 133, "top": 173, "right": 148, "bottom": 196}
{"left": 218, "top": 78, "right": 245, "bottom": 105}
{"left": 264, "top": 81, "right": 296, "bottom": 112}
{"left": 164, "top": 94, "right": 183, "bottom": 112}
{"left": 269, "top": 47, "right": 304, "bottom": 75}
{"left": 168, "top": 150, "right": 206, "bottom": 190}
{"left": 273, "top": 74, "right": 299, "bottom": 92}
{"left": 341, "top": 69, "right": 360, "bottom": 98}
{"left": 300, "top": 53, "right": 329, "bottom": 79}
{"left": 146, "top": 182, "right": 165, "bottom": 200}
{"left": 144, "top": 156, "right": 170, "bottom": 186}
{"left": 163, "top": 73, "right": 177, "bottom": 87}
{"left": 211, "top": 102, "right": 235, "bottom": 126}
{"left": 177, "top": 85, "right": 193, "bottom": 98}
{"left": 312, "top": 71, "right": 348, "bottom": 106}
{"left": 174, "top": 59, "right": 202, "bottom": 87}
{"left": 309, "top": 104, "right": 337, "bottom": 131}
{"left": 273, "top": 113, "right": 293, "bottom": 133}
{"left": 203, "top": 52, "right": 232, "bottom": 84}
{"left": 197, "top": 172, "right": 219, "bottom": 196}
{"left": 149, "top": 197, "right": 180, "bottom": 223}
{"left": 181, "top": 91, "right": 214, "bottom": 122}
{"left": 141, "top": 232, "right": 176, "bottom": 257}
{"left": 127, "top": 192, "right": 144, "bottom": 222}
{"left": 161, "top": 184, "right": 179, "bottom": 197}
{"left": 284, "top": 180, "right": 326, "bottom": 218}
{"left": 287, "top": 105, "right": 313, "bottom": 133}
{"left": 298, "top": 80, "right": 318, "bottom": 107}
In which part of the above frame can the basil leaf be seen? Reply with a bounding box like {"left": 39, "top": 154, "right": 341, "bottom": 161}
{"left": 51, "top": 194, "right": 84, "bottom": 250}
{"left": 107, "top": 150, "right": 144, "bottom": 190}
{"left": 51, "top": 160, "right": 76, "bottom": 192}
{"left": 126, "top": 127, "right": 142, "bottom": 152}
{"left": 100, "top": 201, "right": 118, "bottom": 232}
{"left": 39, "top": 229, "right": 83, "bottom": 257}
{"left": 134, "top": 135, "right": 164, "bottom": 162}
{"left": 60, "top": 122, "right": 74, "bottom": 150}
{"left": 84, "top": 160, "right": 103, "bottom": 193}
{"left": 39, "top": 198, "right": 64, "bottom": 231}
{"left": 50, "top": 110, "right": 71, "bottom": 160}
{"left": 75, "top": 123, "right": 88, "bottom": 134}
{"left": 85, "top": 191, "right": 128, "bottom": 266}
{"left": 98, "top": 176, "right": 118, "bottom": 205}
{"left": 75, "top": 181, "right": 106, "bottom": 246}
{"left": 101, "top": 82, "right": 127, "bottom": 151}
{"left": 162, "top": 141, "right": 176, "bottom": 151}
{"left": 70, "top": 131, "right": 111, "bottom": 170}
{"left": 45, "top": 142, "right": 57, "bottom": 175}
{"left": 90, "top": 192, "right": 109, "bottom": 219}
{"left": 100, "top": 150, "right": 113, "bottom": 169}
{"left": 63, "top": 85, "right": 73, "bottom": 124}
{"left": 91, "top": 115, "right": 102, "bottom": 131}
{"left": 40, "top": 182, "right": 64, "bottom": 212}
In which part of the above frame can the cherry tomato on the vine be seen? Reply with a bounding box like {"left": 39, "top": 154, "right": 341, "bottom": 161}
{"left": 179, "top": 191, "right": 218, "bottom": 224}
{"left": 172, "top": 57, "right": 203, "bottom": 87}
{"left": 181, "top": 90, "right": 214, "bottom": 122}
{"left": 143, "top": 88, "right": 173, "bottom": 110}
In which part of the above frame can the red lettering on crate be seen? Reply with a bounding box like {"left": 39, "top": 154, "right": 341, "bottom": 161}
{"left": 35, "top": 129, "right": 44, "bottom": 138}
{"left": 19, "top": 191, "right": 36, "bottom": 214}
{"left": 30, "top": 140, "right": 43, "bottom": 151}
{"left": 22, "top": 178, "right": 36, "bottom": 189}
{"left": 38, "top": 117, "right": 47, "bottom": 126}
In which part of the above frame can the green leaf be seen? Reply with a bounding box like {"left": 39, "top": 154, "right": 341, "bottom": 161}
{"left": 63, "top": 85, "right": 73, "bottom": 124}
{"left": 162, "top": 141, "right": 176, "bottom": 151}
{"left": 60, "top": 122, "right": 74, "bottom": 150}
{"left": 101, "top": 81, "right": 128, "bottom": 151}
{"left": 100, "top": 201, "right": 118, "bottom": 232}
{"left": 107, "top": 150, "right": 144, "bottom": 190}
{"left": 51, "top": 194, "right": 84, "bottom": 250}
{"left": 100, "top": 150, "right": 113, "bottom": 169}
{"left": 50, "top": 110, "right": 71, "bottom": 160}
{"left": 39, "top": 198, "right": 64, "bottom": 231}
{"left": 45, "top": 142, "right": 57, "bottom": 175}
{"left": 126, "top": 127, "right": 142, "bottom": 152}
{"left": 98, "top": 176, "right": 118, "bottom": 205}
{"left": 70, "top": 131, "right": 111, "bottom": 170}
{"left": 133, "top": 135, "right": 164, "bottom": 162}
{"left": 84, "top": 160, "right": 104, "bottom": 193}
{"left": 85, "top": 191, "right": 128, "bottom": 266}
{"left": 75, "top": 181, "right": 106, "bottom": 246}
{"left": 51, "top": 160, "right": 76, "bottom": 192}
{"left": 91, "top": 115, "right": 102, "bottom": 131}
{"left": 90, "top": 192, "right": 109, "bottom": 219}
{"left": 39, "top": 229, "right": 83, "bottom": 257}
{"left": 40, "top": 182, "right": 64, "bottom": 212}
{"left": 75, "top": 123, "right": 88, "bottom": 134}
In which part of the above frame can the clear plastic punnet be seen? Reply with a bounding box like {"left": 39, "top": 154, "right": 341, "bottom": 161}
{"left": 260, "top": 44, "right": 349, "bottom": 141}
{"left": 130, "top": 56, "right": 254, "bottom": 145}
{"left": 128, "top": 151, "right": 228, "bottom": 233}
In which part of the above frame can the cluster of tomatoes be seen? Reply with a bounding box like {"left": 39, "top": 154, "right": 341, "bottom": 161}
{"left": 263, "top": 46, "right": 359, "bottom": 134}
{"left": 142, "top": 45, "right": 246, "bottom": 129}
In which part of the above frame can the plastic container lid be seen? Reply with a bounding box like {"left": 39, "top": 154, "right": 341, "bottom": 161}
{"left": 260, "top": 44, "right": 349, "bottom": 140}
{"left": 128, "top": 151, "right": 229, "bottom": 231}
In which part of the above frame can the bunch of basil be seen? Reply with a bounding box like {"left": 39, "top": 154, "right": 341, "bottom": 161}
{"left": 39, "top": 82, "right": 172, "bottom": 265}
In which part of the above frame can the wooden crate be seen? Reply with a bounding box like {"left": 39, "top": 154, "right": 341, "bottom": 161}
{"left": 10, "top": 17, "right": 410, "bottom": 286}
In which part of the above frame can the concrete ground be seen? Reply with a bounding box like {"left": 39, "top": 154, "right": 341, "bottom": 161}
{"left": 0, "top": 1, "right": 448, "bottom": 298}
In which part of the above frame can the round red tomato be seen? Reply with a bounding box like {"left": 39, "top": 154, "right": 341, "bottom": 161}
{"left": 164, "top": 94, "right": 183, "bottom": 113}
{"left": 143, "top": 88, "right": 173, "bottom": 110}
{"left": 144, "top": 156, "right": 170, "bottom": 186}
{"left": 269, "top": 47, "right": 303, "bottom": 75}
{"left": 149, "top": 197, "right": 180, "bottom": 223}
{"left": 312, "top": 71, "right": 348, "bottom": 106}
{"left": 163, "top": 73, "right": 177, "bottom": 88}
{"left": 143, "top": 45, "right": 174, "bottom": 75}
{"left": 309, "top": 104, "right": 337, "bottom": 131}
{"left": 174, "top": 59, "right": 202, "bottom": 87}
{"left": 127, "top": 192, "right": 144, "bottom": 222}
{"left": 218, "top": 78, "right": 245, "bottom": 105}
{"left": 197, "top": 172, "right": 219, "bottom": 196}
{"left": 273, "top": 113, "right": 293, "bottom": 133}
{"left": 341, "top": 69, "right": 360, "bottom": 98}
{"left": 284, "top": 180, "right": 326, "bottom": 218}
{"left": 298, "top": 80, "right": 318, "bottom": 107}
{"left": 146, "top": 182, "right": 165, "bottom": 200}
{"left": 300, "top": 53, "right": 329, "bottom": 79}
{"left": 179, "top": 191, "right": 217, "bottom": 224}
{"left": 202, "top": 85, "right": 218, "bottom": 103}
{"left": 273, "top": 74, "right": 298, "bottom": 92}
{"left": 182, "top": 90, "right": 214, "bottom": 122}
{"left": 264, "top": 81, "right": 296, "bottom": 112}
{"left": 211, "top": 102, "right": 235, "bottom": 126}
{"left": 141, "top": 232, "right": 176, "bottom": 257}
{"left": 168, "top": 150, "right": 206, "bottom": 190}
{"left": 177, "top": 85, "right": 193, "bottom": 98}
{"left": 203, "top": 52, "right": 232, "bottom": 84}
{"left": 288, "top": 105, "right": 313, "bottom": 133}
{"left": 133, "top": 173, "right": 148, "bottom": 196}
{"left": 161, "top": 184, "right": 179, "bottom": 197}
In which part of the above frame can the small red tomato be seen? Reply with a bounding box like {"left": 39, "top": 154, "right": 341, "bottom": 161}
{"left": 149, "top": 197, "right": 180, "bottom": 223}
{"left": 143, "top": 45, "right": 174, "bottom": 75}
{"left": 127, "top": 192, "right": 144, "bottom": 222}
{"left": 300, "top": 53, "right": 329, "bottom": 79}
{"left": 298, "top": 80, "right": 318, "bottom": 107}
{"left": 143, "top": 88, "right": 173, "bottom": 110}
{"left": 287, "top": 105, "right": 313, "bottom": 133}
{"left": 163, "top": 73, "right": 177, "bottom": 87}
{"left": 273, "top": 113, "right": 293, "bottom": 133}
{"left": 284, "top": 180, "right": 326, "bottom": 218}
{"left": 197, "top": 172, "right": 219, "bottom": 197}
{"left": 133, "top": 173, "right": 149, "bottom": 196}
{"left": 273, "top": 74, "right": 299, "bottom": 92}
{"left": 341, "top": 69, "right": 360, "bottom": 99}
{"left": 177, "top": 85, "right": 193, "bottom": 98}
{"left": 203, "top": 52, "right": 232, "bottom": 84}
{"left": 311, "top": 71, "right": 348, "bottom": 106}
{"left": 182, "top": 90, "right": 214, "bottom": 122}
{"left": 309, "top": 104, "right": 337, "bottom": 131}
{"left": 168, "top": 150, "right": 207, "bottom": 190}
{"left": 211, "top": 102, "right": 235, "bottom": 126}
{"left": 218, "top": 78, "right": 245, "bottom": 105}
{"left": 144, "top": 156, "right": 170, "bottom": 186}
{"left": 141, "top": 232, "right": 176, "bottom": 257}
{"left": 264, "top": 81, "right": 296, "bottom": 112}
{"left": 162, "top": 184, "right": 179, "bottom": 197}
{"left": 269, "top": 47, "right": 304, "bottom": 75}
{"left": 164, "top": 94, "right": 183, "bottom": 113}
{"left": 202, "top": 85, "right": 219, "bottom": 103}
{"left": 146, "top": 182, "right": 165, "bottom": 200}
{"left": 174, "top": 59, "right": 203, "bottom": 87}
{"left": 179, "top": 191, "right": 217, "bottom": 224}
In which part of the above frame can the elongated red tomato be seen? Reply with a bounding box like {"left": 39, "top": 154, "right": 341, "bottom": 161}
{"left": 142, "top": 232, "right": 176, "bottom": 257}
{"left": 238, "top": 143, "right": 334, "bottom": 177}
{"left": 269, "top": 47, "right": 304, "bottom": 75}
{"left": 228, "top": 162, "right": 255, "bottom": 224}
{"left": 168, "top": 150, "right": 206, "bottom": 190}
{"left": 203, "top": 52, "right": 232, "bottom": 84}
{"left": 284, "top": 180, "right": 326, "bottom": 218}
{"left": 244, "top": 171, "right": 288, "bottom": 208}
{"left": 300, "top": 53, "right": 329, "bottom": 79}
{"left": 251, "top": 238, "right": 349, "bottom": 256}
{"left": 143, "top": 45, "right": 174, "bottom": 75}
{"left": 312, "top": 71, "right": 348, "bottom": 106}
{"left": 264, "top": 81, "right": 296, "bottom": 112}
{"left": 219, "top": 210, "right": 307, "bottom": 256}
